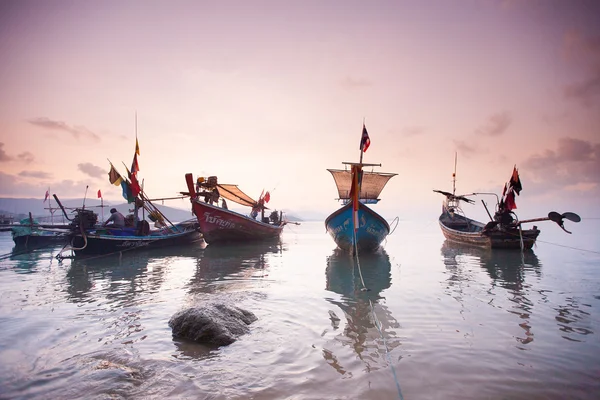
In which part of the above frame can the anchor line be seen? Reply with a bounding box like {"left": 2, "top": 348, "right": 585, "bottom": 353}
{"left": 351, "top": 222, "right": 404, "bottom": 400}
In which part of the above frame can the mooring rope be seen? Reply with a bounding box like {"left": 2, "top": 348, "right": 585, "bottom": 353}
{"left": 352, "top": 227, "right": 404, "bottom": 400}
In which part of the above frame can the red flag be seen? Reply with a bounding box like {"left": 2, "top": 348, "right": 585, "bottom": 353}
{"left": 360, "top": 124, "right": 370, "bottom": 152}
{"left": 505, "top": 190, "right": 517, "bottom": 211}
{"left": 43, "top": 190, "right": 49, "bottom": 203}
{"left": 129, "top": 171, "right": 141, "bottom": 197}
{"left": 264, "top": 191, "right": 270, "bottom": 203}
{"left": 97, "top": 189, "right": 102, "bottom": 198}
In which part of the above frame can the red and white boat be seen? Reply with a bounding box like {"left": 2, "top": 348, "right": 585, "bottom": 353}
{"left": 184, "top": 173, "right": 286, "bottom": 244}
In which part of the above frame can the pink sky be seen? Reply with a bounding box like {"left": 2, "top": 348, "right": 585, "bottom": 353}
{"left": 0, "top": 0, "right": 598, "bottom": 219}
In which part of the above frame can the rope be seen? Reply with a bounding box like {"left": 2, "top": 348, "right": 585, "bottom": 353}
{"left": 494, "top": 226, "right": 600, "bottom": 255}
{"left": 351, "top": 219, "right": 404, "bottom": 400}
{"left": 389, "top": 216, "right": 400, "bottom": 235}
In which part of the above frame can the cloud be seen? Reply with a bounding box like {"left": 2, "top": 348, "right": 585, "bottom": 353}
{"left": 0, "top": 171, "right": 96, "bottom": 198}
{"left": 475, "top": 112, "right": 512, "bottom": 136}
{"left": 402, "top": 126, "right": 426, "bottom": 137}
{"left": 0, "top": 143, "right": 12, "bottom": 162}
{"left": 562, "top": 31, "right": 600, "bottom": 106}
{"left": 17, "top": 151, "right": 34, "bottom": 163}
{"left": 453, "top": 140, "right": 478, "bottom": 158}
{"left": 340, "top": 76, "right": 372, "bottom": 89}
{"left": 563, "top": 72, "right": 600, "bottom": 106}
{"left": 78, "top": 163, "right": 106, "bottom": 179}
{"left": 522, "top": 137, "right": 600, "bottom": 194}
{"left": 18, "top": 170, "right": 53, "bottom": 179}
{"left": 27, "top": 117, "right": 101, "bottom": 142}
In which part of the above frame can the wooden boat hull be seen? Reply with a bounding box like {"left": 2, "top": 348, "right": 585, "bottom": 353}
{"left": 438, "top": 212, "right": 540, "bottom": 249}
{"left": 190, "top": 200, "right": 284, "bottom": 244}
{"left": 325, "top": 202, "right": 390, "bottom": 253}
{"left": 13, "top": 232, "right": 68, "bottom": 249}
{"left": 70, "top": 221, "right": 203, "bottom": 256}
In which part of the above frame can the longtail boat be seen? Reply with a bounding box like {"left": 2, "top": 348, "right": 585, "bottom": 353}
{"left": 325, "top": 124, "right": 397, "bottom": 253}
{"left": 434, "top": 155, "right": 580, "bottom": 249}
{"left": 55, "top": 132, "right": 204, "bottom": 258}
{"left": 184, "top": 173, "right": 287, "bottom": 244}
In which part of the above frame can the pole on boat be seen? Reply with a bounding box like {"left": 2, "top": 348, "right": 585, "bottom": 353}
{"left": 53, "top": 194, "right": 72, "bottom": 221}
{"left": 82, "top": 185, "right": 89, "bottom": 210}
{"left": 481, "top": 200, "right": 494, "bottom": 221}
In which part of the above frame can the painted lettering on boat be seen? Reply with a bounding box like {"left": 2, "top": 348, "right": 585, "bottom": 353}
{"left": 366, "top": 226, "right": 385, "bottom": 237}
{"left": 118, "top": 241, "right": 150, "bottom": 248}
{"left": 204, "top": 212, "right": 236, "bottom": 229}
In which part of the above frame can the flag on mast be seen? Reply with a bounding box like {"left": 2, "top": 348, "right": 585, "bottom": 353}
{"left": 108, "top": 164, "right": 124, "bottom": 186}
{"left": 97, "top": 189, "right": 102, "bottom": 198}
{"left": 360, "top": 124, "right": 370, "bottom": 152}
{"left": 43, "top": 189, "right": 49, "bottom": 203}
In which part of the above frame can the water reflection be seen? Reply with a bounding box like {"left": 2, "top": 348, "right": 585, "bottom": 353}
{"left": 324, "top": 248, "right": 400, "bottom": 374}
{"left": 186, "top": 241, "right": 284, "bottom": 296}
{"left": 441, "top": 241, "right": 542, "bottom": 345}
{"left": 7, "top": 244, "right": 63, "bottom": 274}
{"left": 65, "top": 243, "right": 206, "bottom": 304}
{"left": 441, "top": 240, "right": 542, "bottom": 290}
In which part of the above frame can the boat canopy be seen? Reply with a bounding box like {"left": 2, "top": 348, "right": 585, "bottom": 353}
{"left": 327, "top": 169, "right": 397, "bottom": 201}
{"left": 217, "top": 184, "right": 259, "bottom": 208}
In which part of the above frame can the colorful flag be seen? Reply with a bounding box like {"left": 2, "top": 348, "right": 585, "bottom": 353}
{"left": 43, "top": 190, "right": 49, "bottom": 203}
{"left": 97, "top": 189, "right": 102, "bottom": 198}
{"left": 131, "top": 153, "right": 139, "bottom": 176}
{"left": 127, "top": 166, "right": 141, "bottom": 197}
{"left": 108, "top": 164, "right": 123, "bottom": 186}
{"left": 360, "top": 124, "right": 370, "bottom": 152}
{"left": 121, "top": 181, "right": 135, "bottom": 203}
{"left": 135, "top": 137, "right": 140, "bottom": 156}
{"left": 264, "top": 191, "right": 270, "bottom": 203}
{"left": 509, "top": 166, "right": 522, "bottom": 195}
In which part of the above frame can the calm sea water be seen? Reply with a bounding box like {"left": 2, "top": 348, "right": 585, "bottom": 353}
{"left": 0, "top": 219, "right": 599, "bottom": 400}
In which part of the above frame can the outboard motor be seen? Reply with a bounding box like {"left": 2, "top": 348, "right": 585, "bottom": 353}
{"left": 71, "top": 209, "right": 98, "bottom": 231}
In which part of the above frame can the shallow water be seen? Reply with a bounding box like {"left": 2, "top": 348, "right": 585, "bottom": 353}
{"left": 0, "top": 219, "right": 599, "bottom": 399}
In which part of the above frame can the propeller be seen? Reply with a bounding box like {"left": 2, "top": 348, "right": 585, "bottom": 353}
{"left": 562, "top": 212, "right": 581, "bottom": 223}
{"left": 548, "top": 211, "right": 581, "bottom": 234}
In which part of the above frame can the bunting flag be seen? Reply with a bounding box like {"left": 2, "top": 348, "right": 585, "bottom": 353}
{"left": 43, "top": 190, "right": 49, "bottom": 203}
{"left": 135, "top": 137, "right": 140, "bottom": 156}
{"left": 264, "top": 191, "right": 270, "bottom": 203}
{"left": 131, "top": 153, "right": 139, "bottom": 176}
{"left": 108, "top": 164, "right": 124, "bottom": 186}
{"left": 97, "top": 189, "right": 102, "bottom": 199}
{"left": 509, "top": 166, "right": 522, "bottom": 195}
{"left": 360, "top": 124, "right": 370, "bottom": 152}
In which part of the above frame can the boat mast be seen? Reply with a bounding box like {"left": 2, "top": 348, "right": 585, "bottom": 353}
{"left": 452, "top": 152, "right": 457, "bottom": 196}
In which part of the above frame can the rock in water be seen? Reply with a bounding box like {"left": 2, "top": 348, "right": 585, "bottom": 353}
{"left": 168, "top": 303, "right": 257, "bottom": 346}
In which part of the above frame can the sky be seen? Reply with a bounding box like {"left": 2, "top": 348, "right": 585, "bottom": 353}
{"left": 0, "top": 0, "right": 599, "bottom": 221}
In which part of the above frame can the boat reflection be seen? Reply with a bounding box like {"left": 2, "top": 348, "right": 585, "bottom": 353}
{"left": 7, "top": 245, "right": 63, "bottom": 274}
{"left": 323, "top": 248, "right": 400, "bottom": 374}
{"left": 441, "top": 240, "right": 542, "bottom": 345}
{"left": 65, "top": 243, "right": 206, "bottom": 304}
{"left": 441, "top": 240, "right": 541, "bottom": 290}
{"left": 186, "top": 240, "right": 285, "bottom": 296}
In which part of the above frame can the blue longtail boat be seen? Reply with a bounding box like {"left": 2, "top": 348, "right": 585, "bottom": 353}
{"left": 325, "top": 125, "right": 397, "bottom": 253}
